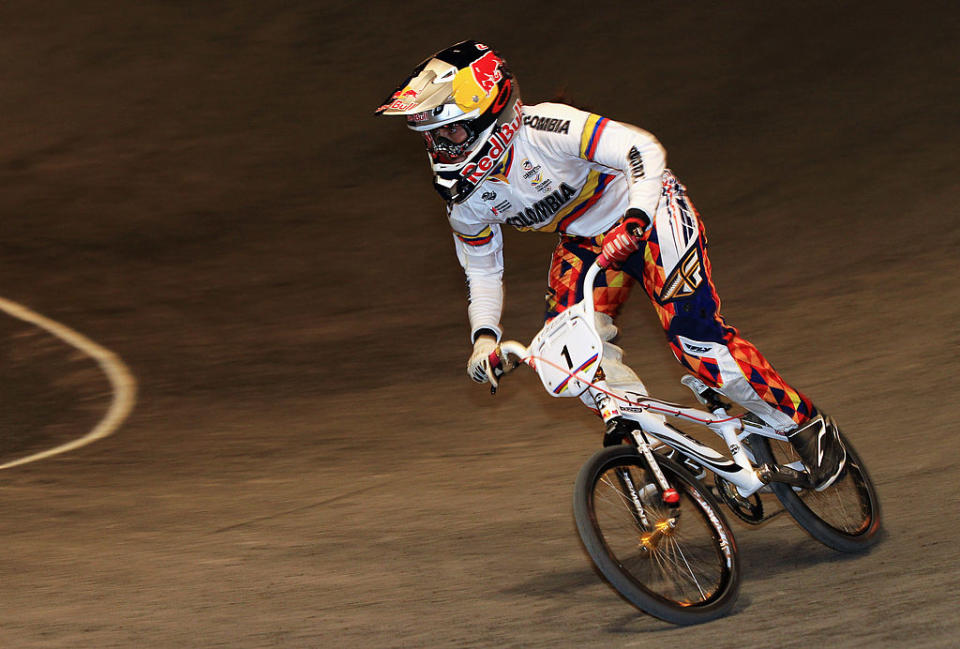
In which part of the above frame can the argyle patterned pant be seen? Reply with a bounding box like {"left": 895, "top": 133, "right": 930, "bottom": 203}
{"left": 543, "top": 173, "right": 816, "bottom": 428}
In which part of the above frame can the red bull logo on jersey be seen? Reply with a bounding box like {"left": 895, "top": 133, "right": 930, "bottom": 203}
{"left": 461, "top": 109, "right": 523, "bottom": 184}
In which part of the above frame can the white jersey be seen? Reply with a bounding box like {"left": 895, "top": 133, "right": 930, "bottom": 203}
{"left": 448, "top": 102, "right": 667, "bottom": 341}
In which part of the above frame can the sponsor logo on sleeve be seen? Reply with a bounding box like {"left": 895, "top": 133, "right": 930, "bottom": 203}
{"left": 628, "top": 146, "right": 645, "bottom": 180}
{"left": 481, "top": 191, "right": 497, "bottom": 201}
{"left": 491, "top": 199, "right": 513, "bottom": 216}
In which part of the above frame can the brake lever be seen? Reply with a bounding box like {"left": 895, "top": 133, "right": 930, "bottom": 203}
{"left": 625, "top": 221, "right": 645, "bottom": 238}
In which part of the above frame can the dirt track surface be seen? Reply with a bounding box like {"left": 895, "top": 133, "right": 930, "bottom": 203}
{"left": 1, "top": 2, "right": 958, "bottom": 647}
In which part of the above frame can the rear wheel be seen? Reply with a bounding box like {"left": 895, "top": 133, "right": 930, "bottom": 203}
{"left": 748, "top": 431, "right": 881, "bottom": 552}
{"left": 573, "top": 445, "right": 740, "bottom": 625}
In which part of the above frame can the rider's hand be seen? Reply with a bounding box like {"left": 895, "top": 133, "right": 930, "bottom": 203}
{"left": 599, "top": 209, "right": 651, "bottom": 269}
{"left": 467, "top": 335, "right": 500, "bottom": 386}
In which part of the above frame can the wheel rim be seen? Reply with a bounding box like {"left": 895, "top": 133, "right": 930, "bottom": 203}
{"left": 589, "top": 459, "right": 734, "bottom": 607}
{"left": 763, "top": 437, "right": 877, "bottom": 536}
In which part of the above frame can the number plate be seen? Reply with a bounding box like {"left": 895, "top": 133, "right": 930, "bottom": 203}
{"left": 530, "top": 303, "right": 602, "bottom": 397}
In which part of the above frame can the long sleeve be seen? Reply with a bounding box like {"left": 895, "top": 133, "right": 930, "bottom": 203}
{"left": 449, "top": 220, "right": 505, "bottom": 342}
{"left": 527, "top": 103, "right": 667, "bottom": 228}
{"left": 577, "top": 113, "right": 667, "bottom": 223}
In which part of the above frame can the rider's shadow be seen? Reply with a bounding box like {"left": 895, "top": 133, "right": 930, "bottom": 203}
{"left": 589, "top": 539, "right": 839, "bottom": 634}
{"left": 499, "top": 566, "right": 600, "bottom": 598}
{"left": 500, "top": 532, "right": 866, "bottom": 633}
{"left": 501, "top": 565, "right": 728, "bottom": 633}
{"left": 741, "top": 533, "right": 865, "bottom": 579}
{"left": 498, "top": 554, "right": 719, "bottom": 632}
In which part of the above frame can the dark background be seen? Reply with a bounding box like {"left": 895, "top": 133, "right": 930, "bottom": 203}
{"left": 0, "top": 1, "right": 958, "bottom": 647}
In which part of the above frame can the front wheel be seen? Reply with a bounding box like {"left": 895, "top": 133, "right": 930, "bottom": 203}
{"left": 573, "top": 445, "right": 740, "bottom": 625}
{"left": 748, "top": 431, "right": 881, "bottom": 552}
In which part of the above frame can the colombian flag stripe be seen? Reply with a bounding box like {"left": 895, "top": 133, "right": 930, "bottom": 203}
{"left": 488, "top": 147, "right": 515, "bottom": 183}
{"left": 534, "top": 170, "right": 613, "bottom": 233}
{"left": 580, "top": 115, "right": 609, "bottom": 161}
{"left": 456, "top": 226, "right": 494, "bottom": 246}
{"left": 556, "top": 172, "right": 614, "bottom": 232}
{"left": 552, "top": 353, "right": 599, "bottom": 394}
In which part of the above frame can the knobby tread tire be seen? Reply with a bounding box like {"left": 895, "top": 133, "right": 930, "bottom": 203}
{"left": 573, "top": 445, "right": 740, "bottom": 625}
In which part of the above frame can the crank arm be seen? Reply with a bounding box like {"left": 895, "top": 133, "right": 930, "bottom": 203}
{"left": 758, "top": 463, "right": 815, "bottom": 489}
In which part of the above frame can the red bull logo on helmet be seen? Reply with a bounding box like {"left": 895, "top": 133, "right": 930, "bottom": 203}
{"left": 469, "top": 51, "right": 503, "bottom": 94}
{"left": 379, "top": 87, "right": 419, "bottom": 112}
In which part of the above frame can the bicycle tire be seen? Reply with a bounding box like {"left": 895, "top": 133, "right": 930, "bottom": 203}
{"left": 748, "top": 431, "right": 881, "bottom": 552}
{"left": 573, "top": 445, "right": 740, "bottom": 625}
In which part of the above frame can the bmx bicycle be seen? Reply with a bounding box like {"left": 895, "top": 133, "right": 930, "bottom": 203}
{"left": 489, "top": 259, "right": 881, "bottom": 625}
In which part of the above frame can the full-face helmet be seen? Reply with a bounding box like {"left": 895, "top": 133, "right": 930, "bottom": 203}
{"left": 376, "top": 40, "right": 522, "bottom": 204}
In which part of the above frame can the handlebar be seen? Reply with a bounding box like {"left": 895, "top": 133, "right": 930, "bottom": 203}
{"left": 580, "top": 261, "right": 603, "bottom": 321}
{"left": 491, "top": 220, "right": 645, "bottom": 385}
{"left": 499, "top": 340, "right": 529, "bottom": 359}
{"left": 488, "top": 260, "right": 606, "bottom": 395}
{"left": 486, "top": 340, "right": 528, "bottom": 392}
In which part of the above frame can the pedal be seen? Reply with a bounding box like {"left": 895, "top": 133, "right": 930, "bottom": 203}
{"left": 680, "top": 375, "right": 731, "bottom": 411}
{"left": 757, "top": 463, "right": 814, "bottom": 489}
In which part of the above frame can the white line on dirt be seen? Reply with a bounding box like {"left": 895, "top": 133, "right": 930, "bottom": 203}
{"left": 0, "top": 296, "right": 137, "bottom": 470}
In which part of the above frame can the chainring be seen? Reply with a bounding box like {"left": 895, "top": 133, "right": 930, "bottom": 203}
{"left": 713, "top": 475, "right": 767, "bottom": 524}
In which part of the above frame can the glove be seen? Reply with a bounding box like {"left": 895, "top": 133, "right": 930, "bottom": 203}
{"left": 467, "top": 335, "right": 499, "bottom": 386}
{"left": 599, "top": 209, "right": 651, "bottom": 269}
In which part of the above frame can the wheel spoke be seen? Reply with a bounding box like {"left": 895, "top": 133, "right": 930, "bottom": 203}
{"left": 750, "top": 433, "right": 880, "bottom": 551}
{"left": 592, "top": 463, "right": 727, "bottom": 605}
{"left": 774, "top": 439, "right": 871, "bottom": 533}
{"left": 574, "top": 447, "right": 740, "bottom": 623}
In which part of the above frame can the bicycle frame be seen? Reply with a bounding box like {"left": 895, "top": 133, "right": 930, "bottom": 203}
{"left": 499, "top": 262, "right": 789, "bottom": 498}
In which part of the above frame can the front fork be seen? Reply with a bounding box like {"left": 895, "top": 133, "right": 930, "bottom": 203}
{"left": 590, "top": 378, "right": 681, "bottom": 509}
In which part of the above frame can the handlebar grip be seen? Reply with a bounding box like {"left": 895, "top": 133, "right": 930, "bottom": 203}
{"left": 487, "top": 348, "right": 505, "bottom": 396}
